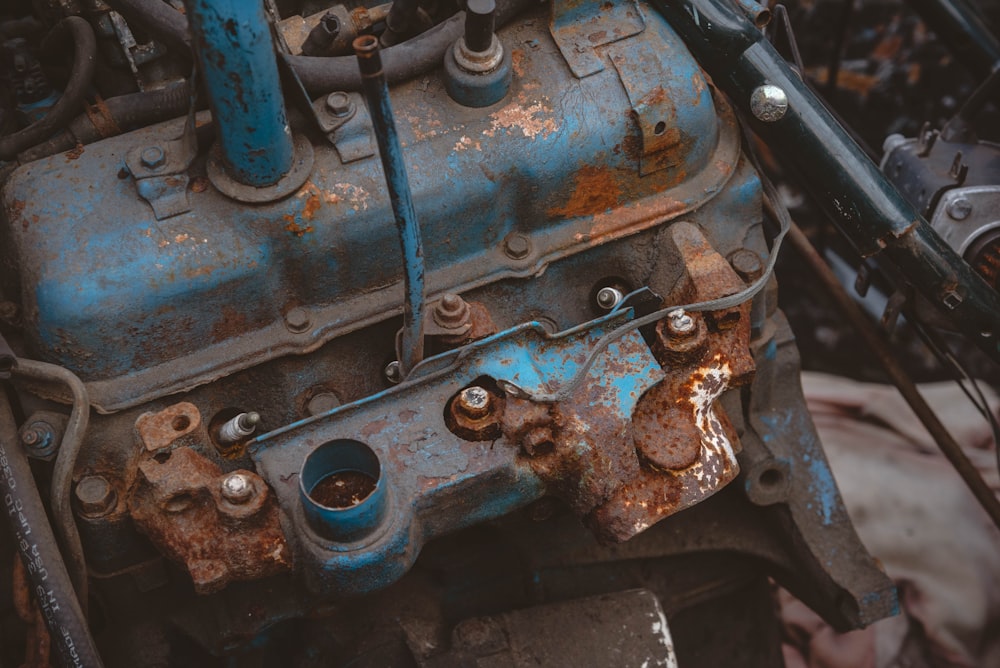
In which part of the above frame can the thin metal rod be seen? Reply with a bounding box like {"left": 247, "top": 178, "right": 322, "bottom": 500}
{"left": 13, "top": 359, "right": 92, "bottom": 610}
{"left": 777, "top": 207, "right": 1000, "bottom": 532}
{"left": 354, "top": 35, "right": 425, "bottom": 375}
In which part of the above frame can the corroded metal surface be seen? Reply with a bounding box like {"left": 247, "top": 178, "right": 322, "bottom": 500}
{"left": 130, "top": 406, "right": 291, "bottom": 594}
{"left": 590, "top": 222, "right": 755, "bottom": 542}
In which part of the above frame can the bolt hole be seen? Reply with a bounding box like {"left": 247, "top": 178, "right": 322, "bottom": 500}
{"left": 758, "top": 468, "right": 783, "bottom": 488}
{"left": 653, "top": 121, "right": 666, "bottom": 135}
{"left": 171, "top": 415, "right": 191, "bottom": 432}
{"left": 153, "top": 451, "right": 172, "bottom": 463}
{"left": 311, "top": 471, "right": 377, "bottom": 509}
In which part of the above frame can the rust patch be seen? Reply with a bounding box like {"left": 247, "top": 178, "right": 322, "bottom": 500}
{"left": 511, "top": 49, "right": 527, "bottom": 77}
{"left": 284, "top": 215, "right": 314, "bottom": 237}
{"left": 303, "top": 192, "right": 321, "bottom": 220}
{"left": 135, "top": 402, "right": 202, "bottom": 452}
{"left": 210, "top": 305, "right": 249, "bottom": 343}
{"left": 548, "top": 165, "right": 624, "bottom": 219}
{"left": 484, "top": 100, "right": 559, "bottom": 140}
{"left": 65, "top": 144, "right": 85, "bottom": 161}
{"left": 129, "top": 447, "right": 291, "bottom": 594}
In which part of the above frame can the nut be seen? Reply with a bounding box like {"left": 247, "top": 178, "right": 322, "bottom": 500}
{"left": 446, "top": 386, "right": 503, "bottom": 441}
{"left": 433, "top": 293, "right": 471, "bottom": 329}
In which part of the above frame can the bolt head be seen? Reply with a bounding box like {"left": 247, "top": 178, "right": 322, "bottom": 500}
{"left": 729, "top": 249, "right": 763, "bottom": 282}
{"left": 76, "top": 475, "right": 117, "bottom": 516}
{"left": 284, "top": 307, "right": 310, "bottom": 332}
{"left": 326, "top": 91, "right": 352, "bottom": 116}
{"left": 946, "top": 197, "right": 972, "bottom": 221}
{"left": 457, "top": 386, "right": 492, "bottom": 418}
{"left": 384, "top": 360, "right": 403, "bottom": 384}
{"left": 307, "top": 392, "right": 340, "bottom": 416}
{"left": 596, "top": 286, "right": 623, "bottom": 310}
{"left": 140, "top": 145, "right": 166, "bottom": 169}
{"left": 667, "top": 309, "right": 695, "bottom": 334}
{"left": 221, "top": 472, "right": 254, "bottom": 504}
{"left": 750, "top": 85, "right": 788, "bottom": 122}
{"left": 503, "top": 233, "right": 530, "bottom": 259}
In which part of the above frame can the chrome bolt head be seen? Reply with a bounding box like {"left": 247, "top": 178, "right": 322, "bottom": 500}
{"left": 384, "top": 360, "right": 403, "bottom": 384}
{"left": 667, "top": 309, "right": 695, "bottom": 335}
{"left": 221, "top": 472, "right": 254, "bottom": 504}
{"left": 457, "top": 386, "right": 491, "bottom": 418}
{"left": 750, "top": 85, "right": 788, "bottom": 122}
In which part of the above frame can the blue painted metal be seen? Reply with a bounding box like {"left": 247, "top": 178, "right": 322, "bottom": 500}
{"left": 252, "top": 309, "right": 663, "bottom": 595}
{"left": 355, "top": 37, "right": 425, "bottom": 375}
{"left": 1, "top": 3, "right": 744, "bottom": 412}
{"left": 300, "top": 439, "right": 388, "bottom": 542}
{"left": 184, "top": 0, "right": 294, "bottom": 186}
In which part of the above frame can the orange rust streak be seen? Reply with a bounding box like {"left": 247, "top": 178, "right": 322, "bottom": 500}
{"left": 548, "top": 165, "right": 624, "bottom": 219}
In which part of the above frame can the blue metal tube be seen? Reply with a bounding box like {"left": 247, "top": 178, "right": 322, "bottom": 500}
{"left": 184, "top": 0, "right": 293, "bottom": 186}
{"left": 354, "top": 35, "right": 425, "bottom": 374}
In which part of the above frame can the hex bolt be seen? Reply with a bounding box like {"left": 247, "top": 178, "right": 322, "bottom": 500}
{"left": 217, "top": 412, "right": 260, "bottom": 445}
{"left": 456, "top": 386, "right": 492, "bottom": 419}
{"left": 433, "top": 293, "right": 471, "bottom": 328}
{"left": 750, "top": 84, "right": 788, "bottom": 122}
{"left": 946, "top": 197, "right": 972, "bottom": 221}
{"left": 384, "top": 360, "right": 403, "bottom": 384}
{"left": 306, "top": 392, "right": 340, "bottom": 416}
{"left": 596, "top": 286, "right": 624, "bottom": 310}
{"left": 666, "top": 309, "right": 695, "bottom": 335}
{"left": 284, "top": 307, "right": 310, "bottom": 333}
{"left": 75, "top": 475, "right": 117, "bottom": 517}
{"left": 221, "top": 472, "right": 255, "bottom": 504}
{"left": 503, "top": 233, "right": 530, "bottom": 259}
{"left": 140, "top": 145, "right": 166, "bottom": 169}
{"left": 729, "top": 248, "right": 764, "bottom": 282}
{"left": 326, "top": 91, "right": 352, "bottom": 117}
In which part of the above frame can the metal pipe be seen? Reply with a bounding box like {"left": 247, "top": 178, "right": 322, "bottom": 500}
{"left": 183, "top": 0, "right": 294, "bottom": 186}
{"left": 354, "top": 35, "right": 425, "bottom": 375}
{"left": 777, "top": 209, "right": 1000, "bottom": 532}
{"left": 652, "top": 0, "right": 1000, "bottom": 364}
{"left": 13, "top": 359, "right": 91, "bottom": 610}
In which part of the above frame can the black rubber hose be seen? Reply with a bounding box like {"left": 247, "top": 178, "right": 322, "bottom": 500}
{"left": 0, "top": 390, "right": 104, "bottom": 668}
{"left": 19, "top": 80, "right": 191, "bottom": 162}
{"left": 0, "top": 17, "right": 97, "bottom": 161}
{"left": 106, "top": 0, "right": 533, "bottom": 95}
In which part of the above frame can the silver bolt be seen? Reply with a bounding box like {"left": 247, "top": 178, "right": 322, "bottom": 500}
{"left": 140, "top": 145, "right": 165, "bottom": 169}
{"left": 284, "top": 307, "right": 310, "bottom": 333}
{"left": 217, "top": 412, "right": 260, "bottom": 445}
{"left": 667, "top": 309, "right": 695, "bottom": 335}
{"left": 221, "top": 472, "right": 254, "bottom": 504}
{"left": 946, "top": 197, "right": 972, "bottom": 221}
{"left": 457, "top": 386, "right": 491, "bottom": 418}
{"left": 326, "top": 91, "right": 352, "bottom": 117}
{"left": 384, "top": 360, "right": 402, "bottom": 384}
{"left": 750, "top": 85, "right": 788, "bottom": 123}
{"left": 596, "top": 286, "right": 624, "bottom": 310}
{"left": 306, "top": 392, "right": 340, "bottom": 416}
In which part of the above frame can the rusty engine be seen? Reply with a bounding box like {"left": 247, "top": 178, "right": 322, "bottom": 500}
{"left": 0, "top": 0, "right": 914, "bottom": 664}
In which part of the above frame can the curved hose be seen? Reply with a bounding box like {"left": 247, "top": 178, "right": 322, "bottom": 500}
{"left": 0, "top": 390, "right": 104, "bottom": 667}
{"left": 0, "top": 16, "right": 97, "bottom": 161}
{"left": 107, "top": 0, "right": 533, "bottom": 94}
{"left": 19, "top": 80, "right": 191, "bottom": 162}
{"left": 13, "top": 360, "right": 91, "bottom": 613}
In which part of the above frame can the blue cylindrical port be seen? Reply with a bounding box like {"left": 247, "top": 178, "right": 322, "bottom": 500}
{"left": 300, "top": 439, "right": 387, "bottom": 542}
{"left": 184, "top": 0, "right": 294, "bottom": 186}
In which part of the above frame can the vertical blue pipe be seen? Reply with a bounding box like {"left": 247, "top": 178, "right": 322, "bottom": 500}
{"left": 184, "top": 0, "right": 294, "bottom": 186}
{"left": 354, "top": 35, "right": 425, "bottom": 374}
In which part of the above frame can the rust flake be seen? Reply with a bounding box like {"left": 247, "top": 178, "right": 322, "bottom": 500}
{"left": 484, "top": 100, "right": 559, "bottom": 140}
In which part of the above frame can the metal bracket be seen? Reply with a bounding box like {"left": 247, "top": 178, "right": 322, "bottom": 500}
{"left": 125, "top": 74, "right": 199, "bottom": 220}
{"left": 311, "top": 92, "right": 377, "bottom": 163}
{"left": 549, "top": 0, "right": 645, "bottom": 79}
